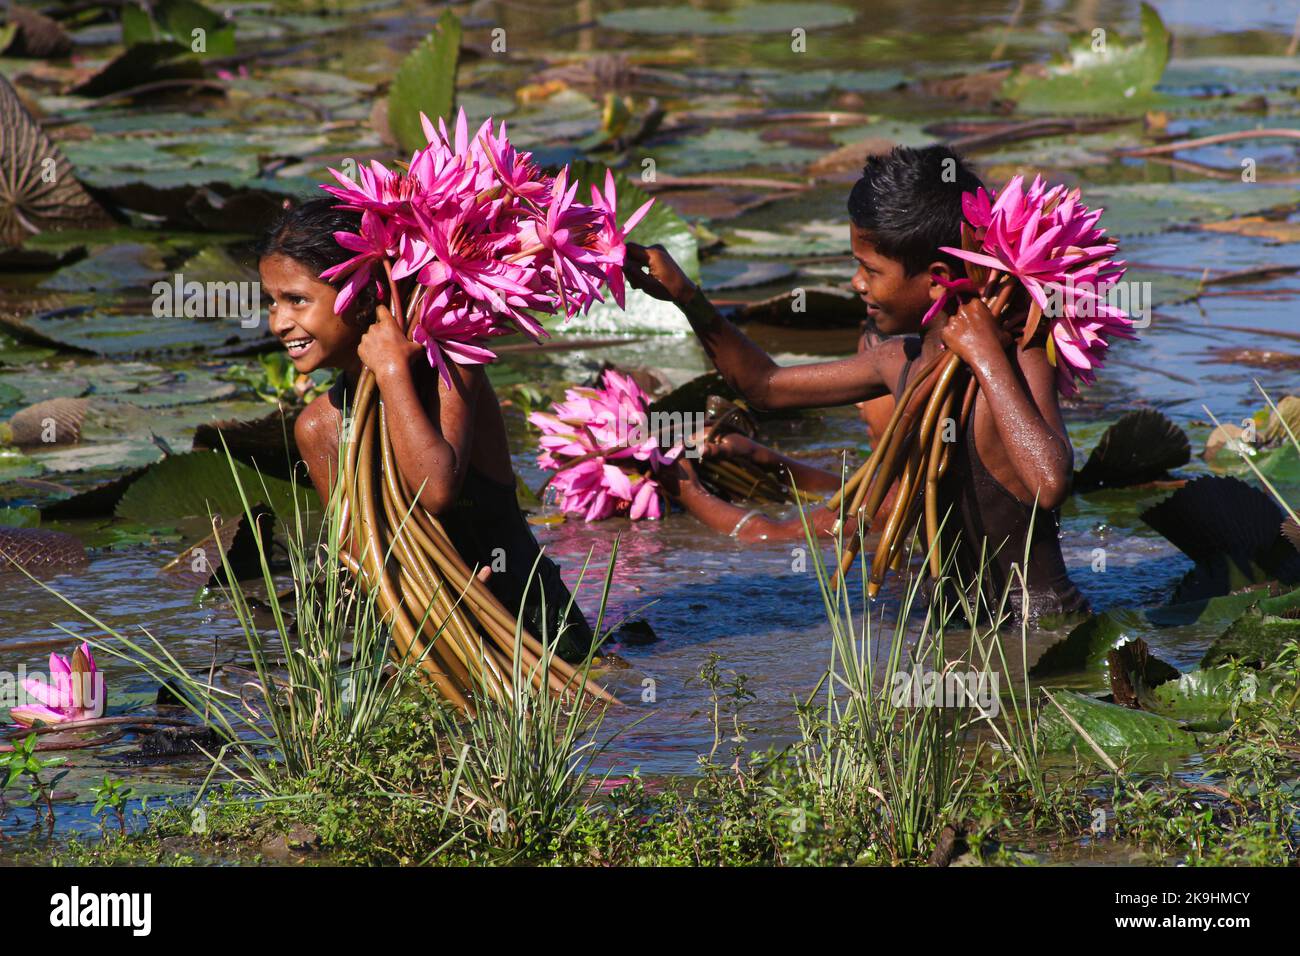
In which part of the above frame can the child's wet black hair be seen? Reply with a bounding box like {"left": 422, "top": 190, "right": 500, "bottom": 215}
{"left": 846, "top": 145, "right": 984, "bottom": 276}
{"left": 256, "top": 196, "right": 379, "bottom": 315}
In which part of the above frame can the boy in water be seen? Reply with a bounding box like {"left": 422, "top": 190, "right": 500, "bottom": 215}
{"left": 625, "top": 145, "right": 1086, "bottom": 621}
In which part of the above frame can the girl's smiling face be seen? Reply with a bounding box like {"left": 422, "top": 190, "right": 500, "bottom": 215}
{"left": 259, "top": 253, "right": 366, "bottom": 373}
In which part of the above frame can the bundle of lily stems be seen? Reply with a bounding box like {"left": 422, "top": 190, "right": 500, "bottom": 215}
{"left": 322, "top": 109, "right": 648, "bottom": 710}
{"left": 829, "top": 174, "right": 1135, "bottom": 596}
{"left": 696, "top": 398, "right": 820, "bottom": 506}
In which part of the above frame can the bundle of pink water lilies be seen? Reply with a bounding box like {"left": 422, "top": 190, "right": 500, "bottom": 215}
{"left": 531, "top": 370, "right": 681, "bottom": 522}
{"left": 323, "top": 111, "right": 634, "bottom": 710}
{"left": 936, "top": 173, "right": 1135, "bottom": 396}
{"left": 322, "top": 108, "right": 652, "bottom": 385}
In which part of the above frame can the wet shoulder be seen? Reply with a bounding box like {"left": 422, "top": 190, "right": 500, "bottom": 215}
{"left": 861, "top": 334, "right": 924, "bottom": 397}
{"left": 294, "top": 389, "right": 343, "bottom": 463}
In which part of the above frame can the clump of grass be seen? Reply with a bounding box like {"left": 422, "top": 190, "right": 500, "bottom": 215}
{"left": 21, "top": 441, "right": 426, "bottom": 793}
{"left": 435, "top": 544, "right": 624, "bottom": 858}
{"left": 793, "top": 503, "right": 975, "bottom": 862}
{"left": 20, "top": 441, "right": 623, "bottom": 864}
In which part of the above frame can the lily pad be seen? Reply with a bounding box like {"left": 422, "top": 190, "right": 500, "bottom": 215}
{"left": 115, "top": 450, "right": 314, "bottom": 527}
{"left": 726, "top": 219, "right": 848, "bottom": 258}
{"left": 701, "top": 258, "right": 797, "bottom": 291}
{"left": 1202, "top": 600, "right": 1300, "bottom": 668}
{"left": 121, "top": 0, "right": 236, "bottom": 58}
{"left": 1001, "top": 3, "right": 1170, "bottom": 114}
{"left": 1087, "top": 183, "right": 1300, "bottom": 239}
{"left": 1074, "top": 408, "right": 1190, "bottom": 490}
{"left": 599, "top": 3, "right": 855, "bottom": 35}
{"left": 1150, "top": 664, "right": 1267, "bottom": 726}
{"left": 0, "top": 505, "right": 39, "bottom": 527}
{"left": 1039, "top": 689, "right": 1195, "bottom": 754}
{"left": 751, "top": 68, "right": 907, "bottom": 97}
{"left": 657, "top": 128, "right": 821, "bottom": 175}
{"left": 0, "top": 524, "right": 87, "bottom": 571}
{"left": 387, "top": 11, "right": 460, "bottom": 155}
{"left": 0, "top": 308, "right": 271, "bottom": 358}
{"left": 38, "top": 242, "right": 167, "bottom": 293}
{"left": 0, "top": 75, "right": 113, "bottom": 247}
{"left": 1031, "top": 608, "right": 1152, "bottom": 677}
{"left": 562, "top": 162, "right": 699, "bottom": 335}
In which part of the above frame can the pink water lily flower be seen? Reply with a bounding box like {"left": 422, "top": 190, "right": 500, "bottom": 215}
{"left": 10, "top": 643, "right": 105, "bottom": 727}
{"left": 939, "top": 173, "right": 1135, "bottom": 395}
{"left": 320, "top": 108, "right": 651, "bottom": 379}
{"left": 319, "top": 210, "right": 395, "bottom": 313}
{"left": 530, "top": 369, "right": 678, "bottom": 522}
{"left": 587, "top": 169, "right": 655, "bottom": 310}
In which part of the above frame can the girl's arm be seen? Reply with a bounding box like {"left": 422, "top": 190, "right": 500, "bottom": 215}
{"left": 358, "top": 305, "right": 477, "bottom": 515}
{"left": 624, "top": 244, "right": 891, "bottom": 411}
{"left": 941, "top": 298, "right": 1073, "bottom": 510}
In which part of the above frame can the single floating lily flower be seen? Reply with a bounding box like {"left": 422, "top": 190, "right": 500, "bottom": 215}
{"left": 10, "top": 643, "right": 105, "bottom": 727}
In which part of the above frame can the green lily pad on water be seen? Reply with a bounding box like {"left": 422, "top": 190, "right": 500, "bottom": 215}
{"left": 562, "top": 162, "right": 699, "bottom": 335}
{"left": 34, "top": 440, "right": 163, "bottom": 476}
{"left": 0, "top": 505, "right": 39, "bottom": 527}
{"left": 751, "top": 68, "right": 907, "bottom": 97}
{"left": 1000, "top": 3, "right": 1169, "bottom": 114}
{"left": 1150, "top": 664, "right": 1267, "bottom": 727}
{"left": 701, "top": 258, "right": 797, "bottom": 291}
{"left": 115, "top": 450, "right": 314, "bottom": 527}
{"left": 0, "top": 378, "right": 21, "bottom": 409}
{"left": 1030, "top": 608, "right": 1152, "bottom": 678}
{"left": 599, "top": 3, "right": 855, "bottom": 35}
{"left": 1039, "top": 689, "right": 1195, "bottom": 755}
{"left": 726, "top": 219, "right": 848, "bottom": 258}
{"left": 0, "top": 334, "right": 56, "bottom": 366}
{"left": 1, "top": 309, "right": 270, "bottom": 358}
{"left": 120, "top": 0, "right": 236, "bottom": 58}
{"left": 38, "top": 243, "right": 167, "bottom": 293}
{"left": 1202, "top": 599, "right": 1300, "bottom": 668}
{"left": 387, "top": 11, "right": 459, "bottom": 155}
{"left": 657, "top": 128, "right": 822, "bottom": 176}
{"left": 1087, "top": 183, "right": 1300, "bottom": 239}
{"left": 1160, "top": 56, "right": 1300, "bottom": 96}
{"left": 0, "top": 447, "right": 40, "bottom": 482}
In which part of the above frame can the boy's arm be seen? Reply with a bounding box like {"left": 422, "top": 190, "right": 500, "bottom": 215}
{"left": 942, "top": 299, "right": 1073, "bottom": 510}
{"left": 663, "top": 459, "right": 846, "bottom": 543}
{"left": 625, "top": 244, "right": 890, "bottom": 411}
{"left": 704, "top": 433, "right": 842, "bottom": 494}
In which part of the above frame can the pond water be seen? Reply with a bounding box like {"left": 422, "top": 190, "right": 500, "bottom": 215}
{"left": 1, "top": 0, "right": 1298, "bottom": 839}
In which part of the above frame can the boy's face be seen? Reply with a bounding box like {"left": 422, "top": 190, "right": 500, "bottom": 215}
{"left": 849, "top": 226, "right": 943, "bottom": 336}
{"left": 259, "top": 254, "right": 366, "bottom": 374}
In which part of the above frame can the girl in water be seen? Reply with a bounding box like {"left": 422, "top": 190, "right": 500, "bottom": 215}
{"left": 256, "top": 196, "right": 596, "bottom": 662}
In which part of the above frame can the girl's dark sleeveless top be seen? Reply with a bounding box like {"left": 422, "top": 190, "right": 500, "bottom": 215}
{"left": 895, "top": 340, "right": 1088, "bottom": 624}
{"left": 329, "top": 376, "right": 595, "bottom": 662}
